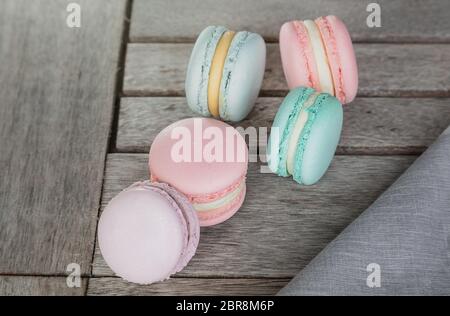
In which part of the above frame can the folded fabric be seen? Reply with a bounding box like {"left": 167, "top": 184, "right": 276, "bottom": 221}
{"left": 279, "top": 126, "right": 450, "bottom": 295}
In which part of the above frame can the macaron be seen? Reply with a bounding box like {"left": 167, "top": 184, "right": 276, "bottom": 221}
{"left": 279, "top": 16, "right": 358, "bottom": 104}
{"left": 98, "top": 181, "right": 199, "bottom": 284}
{"left": 149, "top": 118, "right": 248, "bottom": 226}
{"left": 267, "top": 87, "right": 343, "bottom": 185}
{"left": 185, "top": 26, "right": 266, "bottom": 122}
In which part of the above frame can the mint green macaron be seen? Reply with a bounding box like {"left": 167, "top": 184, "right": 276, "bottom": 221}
{"left": 267, "top": 87, "right": 343, "bottom": 185}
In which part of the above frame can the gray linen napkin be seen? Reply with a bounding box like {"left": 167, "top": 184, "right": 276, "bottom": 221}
{"left": 278, "top": 126, "right": 450, "bottom": 295}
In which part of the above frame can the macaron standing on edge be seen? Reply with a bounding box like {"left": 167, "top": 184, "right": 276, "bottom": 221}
{"left": 185, "top": 26, "right": 266, "bottom": 122}
{"left": 98, "top": 181, "right": 200, "bottom": 285}
{"left": 279, "top": 16, "right": 358, "bottom": 104}
{"left": 267, "top": 87, "right": 343, "bottom": 185}
{"left": 149, "top": 117, "right": 249, "bottom": 226}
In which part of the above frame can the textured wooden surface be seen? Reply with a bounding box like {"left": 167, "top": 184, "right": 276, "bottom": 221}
{"left": 0, "top": 0, "right": 126, "bottom": 275}
{"left": 88, "top": 277, "right": 288, "bottom": 296}
{"left": 92, "top": 154, "right": 415, "bottom": 278}
{"left": 0, "top": 276, "right": 86, "bottom": 296}
{"left": 129, "top": 0, "right": 450, "bottom": 43}
{"left": 115, "top": 97, "right": 450, "bottom": 154}
{"left": 123, "top": 43, "right": 450, "bottom": 97}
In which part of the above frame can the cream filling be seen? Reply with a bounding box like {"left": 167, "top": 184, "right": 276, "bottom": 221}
{"left": 208, "top": 31, "right": 236, "bottom": 117}
{"left": 192, "top": 181, "right": 244, "bottom": 212}
{"left": 303, "top": 20, "right": 334, "bottom": 95}
{"left": 286, "top": 92, "right": 320, "bottom": 175}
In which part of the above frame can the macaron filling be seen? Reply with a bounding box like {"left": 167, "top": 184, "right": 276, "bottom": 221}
{"left": 303, "top": 20, "right": 334, "bottom": 96}
{"left": 292, "top": 93, "right": 329, "bottom": 184}
{"left": 196, "top": 26, "right": 227, "bottom": 116}
{"left": 276, "top": 88, "right": 315, "bottom": 177}
{"left": 196, "top": 182, "right": 246, "bottom": 226}
{"left": 208, "top": 30, "right": 236, "bottom": 117}
{"left": 193, "top": 180, "right": 245, "bottom": 211}
{"left": 286, "top": 92, "right": 320, "bottom": 175}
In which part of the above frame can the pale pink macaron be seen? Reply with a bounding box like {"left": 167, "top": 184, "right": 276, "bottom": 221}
{"left": 98, "top": 181, "right": 200, "bottom": 284}
{"left": 279, "top": 15, "right": 358, "bottom": 104}
{"left": 149, "top": 118, "right": 248, "bottom": 227}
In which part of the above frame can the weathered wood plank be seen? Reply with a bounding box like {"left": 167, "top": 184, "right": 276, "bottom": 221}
{"left": 123, "top": 44, "right": 450, "bottom": 97}
{"left": 88, "top": 277, "right": 287, "bottom": 296}
{"left": 115, "top": 97, "right": 450, "bottom": 154}
{"left": 92, "top": 154, "right": 415, "bottom": 278}
{"left": 130, "top": 0, "right": 450, "bottom": 43}
{"left": 0, "top": 276, "right": 86, "bottom": 296}
{"left": 0, "top": 0, "right": 126, "bottom": 274}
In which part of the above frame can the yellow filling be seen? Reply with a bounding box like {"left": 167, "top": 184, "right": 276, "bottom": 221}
{"left": 208, "top": 31, "right": 236, "bottom": 117}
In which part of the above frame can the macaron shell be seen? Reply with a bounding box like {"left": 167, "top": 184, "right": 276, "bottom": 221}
{"left": 279, "top": 21, "right": 320, "bottom": 91}
{"left": 149, "top": 118, "right": 248, "bottom": 198}
{"left": 219, "top": 32, "right": 266, "bottom": 122}
{"left": 295, "top": 94, "right": 343, "bottom": 185}
{"left": 185, "top": 26, "right": 227, "bottom": 116}
{"left": 98, "top": 184, "right": 187, "bottom": 284}
{"left": 319, "top": 16, "right": 358, "bottom": 103}
{"left": 149, "top": 182, "right": 200, "bottom": 271}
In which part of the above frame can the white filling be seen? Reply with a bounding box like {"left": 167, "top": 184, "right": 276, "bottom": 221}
{"left": 286, "top": 92, "right": 320, "bottom": 175}
{"left": 303, "top": 20, "right": 334, "bottom": 95}
{"left": 192, "top": 181, "right": 244, "bottom": 212}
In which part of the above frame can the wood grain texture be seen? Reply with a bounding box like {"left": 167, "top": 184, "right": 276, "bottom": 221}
{"left": 129, "top": 0, "right": 450, "bottom": 43}
{"left": 115, "top": 97, "right": 450, "bottom": 154}
{"left": 123, "top": 43, "right": 450, "bottom": 97}
{"left": 88, "top": 277, "right": 287, "bottom": 296}
{"left": 0, "top": 0, "right": 126, "bottom": 274}
{"left": 0, "top": 276, "right": 86, "bottom": 296}
{"left": 92, "top": 154, "right": 416, "bottom": 278}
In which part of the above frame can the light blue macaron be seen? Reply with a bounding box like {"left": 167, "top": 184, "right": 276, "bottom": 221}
{"left": 267, "top": 87, "right": 343, "bottom": 185}
{"left": 185, "top": 26, "right": 266, "bottom": 122}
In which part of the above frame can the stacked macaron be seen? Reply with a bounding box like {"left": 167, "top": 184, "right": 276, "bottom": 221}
{"left": 149, "top": 118, "right": 248, "bottom": 227}
{"left": 185, "top": 26, "right": 266, "bottom": 121}
{"left": 98, "top": 118, "right": 248, "bottom": 284}
{"left": 280, "top": 16, "right": 358, "bottom": 104}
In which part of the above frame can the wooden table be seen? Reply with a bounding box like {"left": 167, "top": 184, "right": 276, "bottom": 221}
{"left": 1, "top": 0, "right": 450, "bottom": 295}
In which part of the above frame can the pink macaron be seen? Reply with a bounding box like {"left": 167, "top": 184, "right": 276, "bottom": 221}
{"left": 98, "top": 181, "right": 199, "bottom": 284}
{"left": 149, "top": 118, "right": 248, "bottom": 227}
{"left": 279, "top": 15, "right": 358, "bottom": 104}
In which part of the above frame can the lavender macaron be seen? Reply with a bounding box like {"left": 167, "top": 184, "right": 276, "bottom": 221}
{"left": 98, "top": 181, "right": 199, "bottom": 284}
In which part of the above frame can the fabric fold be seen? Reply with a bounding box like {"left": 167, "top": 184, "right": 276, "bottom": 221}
{"left": 279, "top": 126, "right": 450, "bottom": 295}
